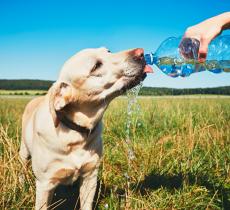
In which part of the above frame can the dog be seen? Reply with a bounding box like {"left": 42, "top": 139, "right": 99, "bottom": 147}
{"left": 19, "top": 47, "right": 152, "bottom": 210}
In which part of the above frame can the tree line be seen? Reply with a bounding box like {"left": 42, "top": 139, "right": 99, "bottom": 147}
{"left": 139, "top": 86, "right": 230, "bottom": 95}
{"left": 0, "top": 79, "right": 53, "bottom": 90}
{"left": 0, "top": 79, "right": 230, "bottom": 95}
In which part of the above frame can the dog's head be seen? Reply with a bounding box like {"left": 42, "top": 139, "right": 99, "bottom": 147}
{"left": 49, "top": 47, "right": 152, "bottom": 128}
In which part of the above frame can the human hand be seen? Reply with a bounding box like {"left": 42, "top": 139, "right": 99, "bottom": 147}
{"left": 182, "top": 12, "right": 230, "bottom": 62}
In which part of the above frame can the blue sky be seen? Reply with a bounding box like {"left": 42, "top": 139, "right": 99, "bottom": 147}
{"left": 0, "top": 0, "right": 229, "bottom": 88}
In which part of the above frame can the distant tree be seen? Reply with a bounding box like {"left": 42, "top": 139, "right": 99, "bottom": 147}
{"left": 0, "top": 79, "right": 54, "bottom": 90}
{"left": 139, "top": 86, "right": 230, "bottom": 96}
{"left": 0, "top": 79, "right": 229, "bottom": 96}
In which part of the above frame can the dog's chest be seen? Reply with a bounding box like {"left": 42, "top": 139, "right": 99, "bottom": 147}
{"left": 49, "top": 149, "right": 99, "bottom": 185}
{"left": 36, "top": 124, "right": 102, "bottom": 185}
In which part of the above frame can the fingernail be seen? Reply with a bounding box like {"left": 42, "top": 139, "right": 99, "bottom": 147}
{"left": 199, "top": 53, "right": 206, "bottom": 62}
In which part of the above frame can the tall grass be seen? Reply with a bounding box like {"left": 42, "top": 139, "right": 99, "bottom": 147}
{"left": 0, "top": 97, "right": 229, "bottom": 209}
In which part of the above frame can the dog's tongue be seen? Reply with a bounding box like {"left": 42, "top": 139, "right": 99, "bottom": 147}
{"left": 144, "top": 65, "right": 153, "bottom": 73}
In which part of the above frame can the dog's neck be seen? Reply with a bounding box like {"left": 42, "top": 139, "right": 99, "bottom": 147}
{"left": 56, "top": 111, "right": 98, "bottom": 136}
{"left": 58, "top": 102, "right": 106, "bottom": 134}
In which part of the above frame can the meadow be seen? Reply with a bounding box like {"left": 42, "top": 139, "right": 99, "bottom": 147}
{"left": 0, "top": 96, "right": 229, "bottom": 209}
{"left": 0, "top": 90, "right": 46, "bottom": 96}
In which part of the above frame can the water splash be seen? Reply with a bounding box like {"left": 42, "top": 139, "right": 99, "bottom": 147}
{"left": 124, "top": 81, "right": 143, "bottom": 208}
{"left": 125, "top": 81, "right": 143, "bottom": 160}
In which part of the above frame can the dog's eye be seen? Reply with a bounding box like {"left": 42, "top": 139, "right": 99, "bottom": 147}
{"left": 91, "top": 61, "right": 102, "bottom": 73}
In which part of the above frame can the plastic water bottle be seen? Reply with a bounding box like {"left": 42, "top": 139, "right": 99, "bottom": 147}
{"left": 144, "top": 35, "right": 230, "bottom": 77}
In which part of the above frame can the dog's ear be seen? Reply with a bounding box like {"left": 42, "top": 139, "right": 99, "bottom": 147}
{"left": 49, "top": 82, "right": 73, "bottom": 127}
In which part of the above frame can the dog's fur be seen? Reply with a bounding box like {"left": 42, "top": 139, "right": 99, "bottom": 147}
{"left": 19, "top": 47, "right": 146, "bottom": 210}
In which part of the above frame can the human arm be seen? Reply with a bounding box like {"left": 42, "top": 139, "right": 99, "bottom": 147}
{"left": 183, "top": 12, "right": 230, "bottom": 62}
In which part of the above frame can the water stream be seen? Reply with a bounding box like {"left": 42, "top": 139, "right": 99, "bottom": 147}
{"left": 125, "top": 81, "right": 143, "bottom": 161}
{"left": 124, "top": 81, "right": 143, "bottom": 206}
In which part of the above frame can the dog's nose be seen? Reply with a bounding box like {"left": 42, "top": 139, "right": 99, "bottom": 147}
{"left": 129, "top": 48, "right": 144, "bottom": 59}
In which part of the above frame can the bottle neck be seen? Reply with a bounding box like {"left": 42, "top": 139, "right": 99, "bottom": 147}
{"left": 144, "top": 53, "right": 157, "bottom": 65}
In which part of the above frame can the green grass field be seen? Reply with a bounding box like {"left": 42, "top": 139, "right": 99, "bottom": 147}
{"left": 0, "top": 89, "right": 47, "bottom": 96}
{"left": 0, "top": 96, "right": 229, "bottom": 209}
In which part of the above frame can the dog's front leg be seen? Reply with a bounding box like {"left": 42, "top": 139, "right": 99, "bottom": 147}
{"left": 79, "top": 169, "right": 98, "bottom": 210}
{"left": 35, "top": 180, "right": 55, "bottom": 210}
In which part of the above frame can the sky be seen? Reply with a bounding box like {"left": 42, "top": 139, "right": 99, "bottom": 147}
{"left": 0, "top": 0, "right": 230, "bottom": 88}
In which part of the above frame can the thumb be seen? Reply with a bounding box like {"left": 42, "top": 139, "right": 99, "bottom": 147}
{"left": 198, "top": 38, "right": 210, "bottom": 62}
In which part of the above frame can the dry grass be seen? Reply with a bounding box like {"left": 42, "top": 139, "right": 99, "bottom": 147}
{"left": 0, "top": 97, "right": 230, "bottom": 209}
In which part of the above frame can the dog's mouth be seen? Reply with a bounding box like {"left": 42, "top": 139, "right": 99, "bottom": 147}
{"left": 122, "top": 49, "right": 153, "bottom": 91}
{"left": 104, "top": 48, "right": 153, "bottom": 101}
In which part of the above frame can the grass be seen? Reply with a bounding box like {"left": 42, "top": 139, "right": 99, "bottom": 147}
{"left": 0, "top": 96, "right": 229, "bottom": 209}
{"left": 0, "top": 89, "right": 47, "bottom": 96}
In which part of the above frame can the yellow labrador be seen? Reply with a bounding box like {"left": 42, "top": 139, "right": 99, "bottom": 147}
{"left": 19, "top": 47, "right": 152, "bottom": 210}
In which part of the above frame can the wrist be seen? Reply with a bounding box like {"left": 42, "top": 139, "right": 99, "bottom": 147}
{"left": 217, "top": 12, "right": 230, "bottom": 30}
